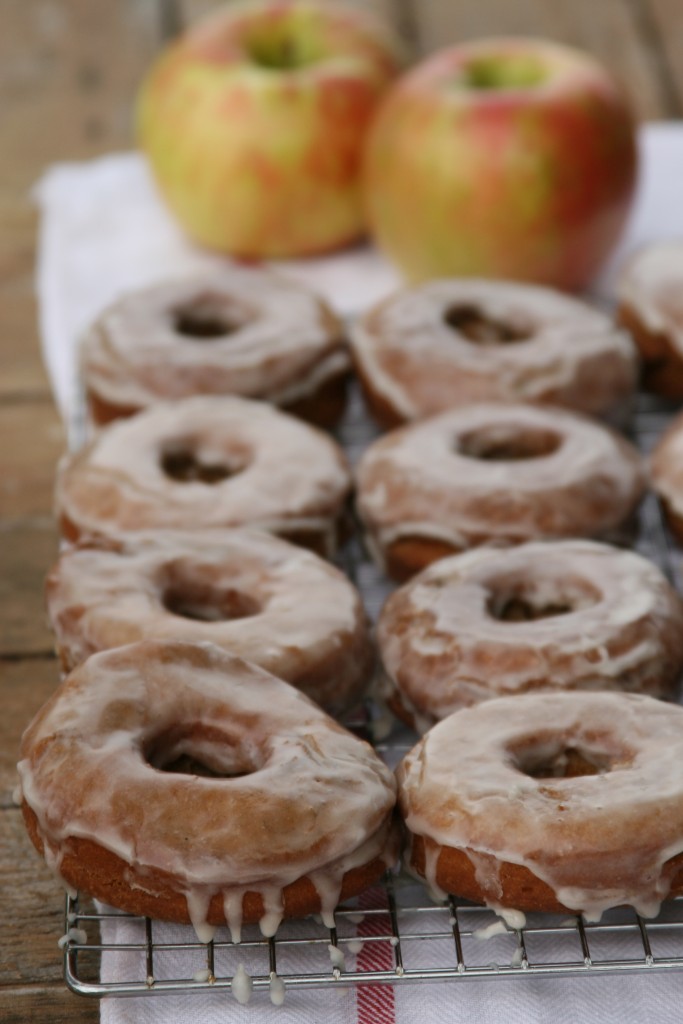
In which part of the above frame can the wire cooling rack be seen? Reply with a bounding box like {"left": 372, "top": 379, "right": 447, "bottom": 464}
{"left": 59, "top": 387, "right": 683, "bottom": 1003}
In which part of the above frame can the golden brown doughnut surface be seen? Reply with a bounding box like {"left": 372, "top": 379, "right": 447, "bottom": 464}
{"left": 46, "top": 528, "right": 374, "bottom": 717}
{"left": 352, "top": 279, "right": 637, "bottom": 427}
{"left": 355, "top": 403, "right": 645, "bottom": 581}
{"left": 650, "top": 409, "right": 683, "bottom": 544}
{"left": 397, "top": 691, "right": 683, "bottom": 920}
{"left": 55, "top": 395, "right": 352, "bottom": 556}
{"left": 617, "top": 241, "right": 683, "bottom": 398}
{"left": 82, "top": 268, "right": 350, "bottom": 428}
{"left": 378, "top": 540, "right": 683, "bottom": 731}
{"left": 18, "top": 640, "right": 399, "bottom": 940}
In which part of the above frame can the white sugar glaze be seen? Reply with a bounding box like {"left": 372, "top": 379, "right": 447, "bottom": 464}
{"left": 356, "top": 403, "right": 645, "bottom": 560}
{"left": 18, "top": 641, "right": 398, "bottom": 941}
{"left": 57, "top": 927, "right": 88, "bottom": 949}
{"left": 55, "top": 395, "right": 351, "bottom": 548}
{"left": 82, "top": 268, "right": 350, "bottom": 412}
{"left": 351, "top": 279, "right": 636, "bottom": 422}
{"left": 231, "top": 964, "right": 253, "bottom": 1005}
{"left": 397, "top": 691, "right": 683, "bottom": 921}
{"left": 378, "top": 540, "right": 683, "bottom": 727}
{"left": 474, "top": 920, "right": 509, "bottom": 941}
{"left": 46, "top": 528, "right": 373, "bottom": 716}
{"left": 618, "top": 241, "right": 683, "bottom": 354}
{"left": 269, "top": 973, "right": 286, "bottom": 1005}
{"left": 328, "top": 944, "right": 346, "bottom": 969}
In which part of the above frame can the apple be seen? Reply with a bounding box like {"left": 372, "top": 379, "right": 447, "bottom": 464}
{"left": 136, "top": 0, "right": 403, "bottom": 258}
{"left": 363, "top": 39, "right": 638, "bottom": 291}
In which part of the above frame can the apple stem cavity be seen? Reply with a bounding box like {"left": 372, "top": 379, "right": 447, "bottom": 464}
{"left": 459, "top": 53, "right": 548, "bottom": 91}
{"left": 245, "top": 21, "right": 323, "bottom": 71}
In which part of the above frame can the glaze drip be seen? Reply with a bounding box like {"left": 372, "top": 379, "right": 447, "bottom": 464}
{"left": 397, "top": 691, "right": 683, "bottom": 920}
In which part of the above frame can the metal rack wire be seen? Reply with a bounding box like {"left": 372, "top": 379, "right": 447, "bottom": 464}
{"left": 59, "top": 388, "right": 683, "bottom": 1003}
{"left": 62, "top": 884, "right": 683, "bottom": 999}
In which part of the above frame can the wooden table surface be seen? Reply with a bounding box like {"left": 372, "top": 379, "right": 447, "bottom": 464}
{"left": 2, "top": 0, "right": 683, "bottom": 1020}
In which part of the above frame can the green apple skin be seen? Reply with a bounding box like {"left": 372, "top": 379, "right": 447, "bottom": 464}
{"left": 363, "top": 39, "right": 638, "bottom": 291}
{"left": 137, "top": 1, "right": 403, "bottom": 259}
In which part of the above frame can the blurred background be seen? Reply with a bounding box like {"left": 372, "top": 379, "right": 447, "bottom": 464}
{"left": 3, "top": 1, "right": 682, "bottom": 620}
{"left": 4, "top": 0, "right": 681, "bottom": 391}
{"left": 4, "top": 0, "right": 683, "bottom": 383}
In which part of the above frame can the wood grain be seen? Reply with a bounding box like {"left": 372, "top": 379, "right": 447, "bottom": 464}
{"left": 0, "top": 659, "right": 60, "bottom": 800}
{"left": 0, "top": 401, "right": 65, "bottom": 522}
{"left": 648, "top": 0, "right": 683, "bottom": 115}
{"left": 0, "top": 810, "right": 70, "bottom": 984}
{"left": 0, "top": 987, "right": 98, "bottom": 1024}
{"left": 0, "top": 521, "right": 60, "bottom": 657}
{"left": 1, "top": 660, "right": 81, "bottom": 993}
{"left": 0, "top": 0, "right": 163, "bottom": 399}
{"left": 0, "top": 4, "right": 163, "bottom": 1016}
{"left": 0, "top": 0, "right": 161, "bottom": 191}
{"left": 408, "top": 0, "right": 674, "bottom": 120}
{"left": 0, "top": 273, "right": 50, "bottom": 400}
{"left": 174, "top": 0, "right": 409, "bottom": 40}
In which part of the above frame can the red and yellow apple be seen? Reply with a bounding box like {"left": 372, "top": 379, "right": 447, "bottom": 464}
{"left": 363, "top": 39, "right": 638, "bottom": 290}
{"left": 136, "top": 0, "right": 403, "bottom": 258}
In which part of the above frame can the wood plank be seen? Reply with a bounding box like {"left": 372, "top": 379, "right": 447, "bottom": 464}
{"left": 0, "top": 400, "right": 65, "bottom": 522}
{"left": 0, "top": 0, "right": 165, "bottom": 398}
{"left": 0, "top": 810, "right": 71, "bottom": 985}
{"left": 0, "top": 4, "right": 164, "bottom": 1017}
{"left": 0, "top": 0, "right": 162, "bottom": 194}
{"left": 0, "top": 986, "right": 98, "bottom": 1024}
{"left": 648, "top": 0, "right": 683, "bottom": 114}
{"left": 0, "top": 272, "right": 51, "bottom": 400}
{"left": 176, "top": 0, "right": 413, "bottom": 46}
{"left": 407, "top": 0, "right": 673, "bottom": 120}
{"left": 0, "top": 659, "right": 60, "bottom": 800}
{"left": 0, "top": 521, "right": 60, "bottom": 657}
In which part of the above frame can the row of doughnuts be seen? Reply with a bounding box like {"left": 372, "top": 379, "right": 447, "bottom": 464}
{"left": 80, "top": 263, "right": 640, "bottom": 428}
{"left": 53, "top": 386, "right": 683, "bottom": 582}
{"left": 79, "top": 245, "right": 683, "bottom": 429}
{"left": 19, "top": 253, "right": 683, "bottom": 941}
{"left": 73, "top": 256, "right": 683, "bottom": 575}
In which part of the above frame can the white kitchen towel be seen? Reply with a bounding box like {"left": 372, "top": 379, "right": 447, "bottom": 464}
{"left": 35, "top": 123, "right": 683, "bottom": 1023}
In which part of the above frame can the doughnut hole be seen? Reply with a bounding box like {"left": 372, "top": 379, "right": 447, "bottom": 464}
{"left": 160, "top": 564, "right": 262, "bottom": 623}
{"left": 509, "top": 733, "right": 634, "bottom": 781}
{"left": 171, "top": 292, "right": 254, "bottom": 340}
{"left": 457, "top": 423, "right": 563, "bottom": 461}
{"left": 444, "top": 303, "right": 534, "bottom": 345}
{"left": 144, "top": 724, "right": 263, "bottom": 779}
{"left": 487, "top": 574, "right": 601, "bottom": 623}
{"left": 160, "top": 442, "right": 249, "bottom": 484}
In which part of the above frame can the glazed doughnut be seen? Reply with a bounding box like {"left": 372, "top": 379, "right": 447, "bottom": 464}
{"left": 18, "top": 640, "right": 399, "bottom": 941}
{"left": 355, "top": 402, "right": 645, "bottom": 581}
{"left": 378, "top": 540, "right": 683, "bottom": 732}
{"left": 55, "top": 396, "right": 351, "bottom": 557}
{"left": 351, "top": 279, "right": 637, "bottom": 428}
{"left": 82, "top": 268, "right": 350, "bottom": 428}
{"left": 46, "top": 528, "right": 374, "bottom": 717}
{"left": 650, "top": 409, "right": 683, "bottom": 543}
{"left": 397, "top": 691, "right": 683, "bottom": 921}
{"left": 617, "top": 240, "right": 683, "bottom": 397}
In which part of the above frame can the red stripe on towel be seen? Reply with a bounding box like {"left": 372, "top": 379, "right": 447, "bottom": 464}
{"left": 356, "top": 886, "right": 397, "bottom": 1024}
